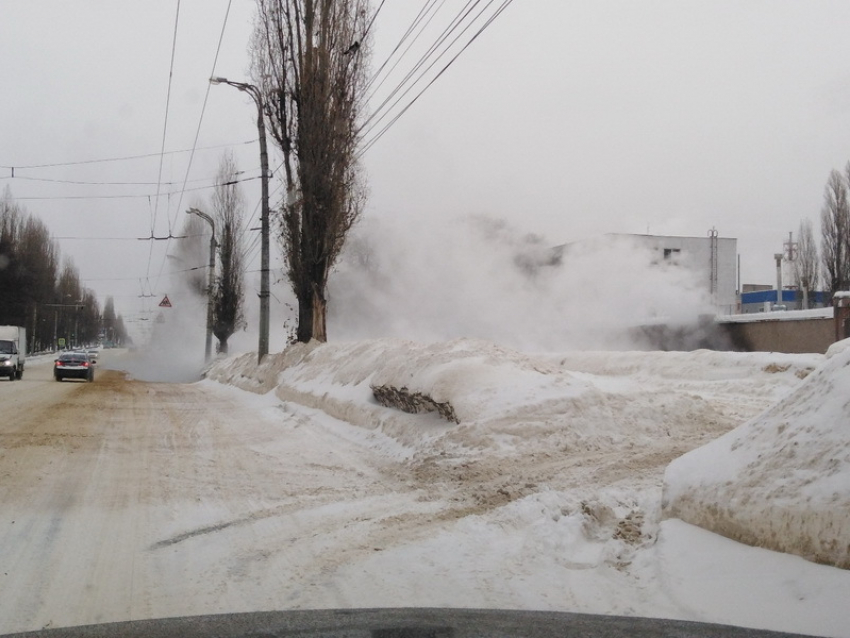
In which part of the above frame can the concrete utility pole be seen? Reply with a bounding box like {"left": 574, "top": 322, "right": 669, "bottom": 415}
{"left": 187, "top": 208, "right": 216, "bottom": 362}
{"left": 774, "top": 253, "right": 784, "bottom": 307}
{"left": 210, "top": 76, "right": 270, "bottom": 364}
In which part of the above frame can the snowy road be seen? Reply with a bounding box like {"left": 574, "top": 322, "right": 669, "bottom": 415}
{"left": 0, "top": 347, "right": 848, "bottom": 637}
{"left": 0, "top": 356, "right": 414, "bottom": 632}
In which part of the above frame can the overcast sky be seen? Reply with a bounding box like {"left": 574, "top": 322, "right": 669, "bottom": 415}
{"left": 3, "top": 1, "right": 850, "bottom": 338}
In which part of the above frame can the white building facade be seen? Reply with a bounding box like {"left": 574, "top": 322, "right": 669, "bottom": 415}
{"left": 608, "top": 233, "right": 739, "bottom": 314}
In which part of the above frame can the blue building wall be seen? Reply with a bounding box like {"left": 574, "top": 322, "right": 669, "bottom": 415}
{"left": 740, "top": 290, "right": 827, "bottom": 312}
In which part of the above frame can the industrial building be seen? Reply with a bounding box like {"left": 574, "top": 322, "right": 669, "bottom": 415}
{"left": 607, "top": 232, "right": 738, "bottom": 313}
{"left": 739, "top": 287, "right": 828, "bottom": 314}
{"left": 555, "top": 232, "right": 738, "bottom": 313}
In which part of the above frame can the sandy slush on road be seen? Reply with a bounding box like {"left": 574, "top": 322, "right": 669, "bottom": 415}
{"left": 0, "top": 364, "right": 409, "bottom": 633}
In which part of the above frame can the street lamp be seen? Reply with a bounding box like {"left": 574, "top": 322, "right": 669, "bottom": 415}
{"left": 187, "top": 208, "right": 216, "bottom": 362}
{"left": 210, "top": 76, "right": 270, "bottom": 364}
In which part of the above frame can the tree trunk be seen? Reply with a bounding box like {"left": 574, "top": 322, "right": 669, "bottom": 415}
{"left": 311, "top": 284, "right": 327, "bottom": 342}
{"left": 218, "top": 338, "right": 229, "bottom": 354}
{"left": 296, "top": 286, "right": 314, "bottom": 343}
{"left": 295, "top": 283, "right": 327, "bottom": 343}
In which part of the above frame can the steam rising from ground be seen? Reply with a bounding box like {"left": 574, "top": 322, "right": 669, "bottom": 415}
{"left": 122, "top": 212, "right": 718, "bottom": 366}
{"left": 113, "top": 279, "right": 209, "bottom": 383}
{"left": 329, "top": 214, "right": 714, "bottom": 351}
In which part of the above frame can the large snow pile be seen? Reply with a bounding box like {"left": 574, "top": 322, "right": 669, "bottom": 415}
{"left": 205, "top": 338, "right": 823, "bottom": 520}
{"left": 198, "top": 339, "right": 850, "bottom": 636}
{"left": 663, "top": 341, "right": 850, "bottom": 569}
{"left": 205, "top": 338, "right": 816, "bottom": 462}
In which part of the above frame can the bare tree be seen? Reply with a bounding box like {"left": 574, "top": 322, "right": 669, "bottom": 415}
{"left": 114, "top": 314, "right": 129, "bottom": 345}
{"left": 76, "top": 289, "right": 101, "bottom": 346}
{"left": 795, "top": 219, "right": 819, "bottom": 309}
{"left": 842, "top": 162, "right": 850, "bottom": 291}
{"left": 251, "top": 0, "right": 370, "bottom": 343}
{"left": 55, "top": 260, "right": 84, "bottom": 348}
{"left": 821, "top": 169, "right": 850, "bottom": 296}
{"left": 0, "top": 192, "right": 60, "bottom": 348}
{"left": 19, "top": 215, "right": 59, "bottom": 350}
{"left": 0, "top": 187, "right": 103, "bottom": 350}
{"left": 102, "top": 296, "right": 118, "bottom": 344}
{"left": 211, "top": 152, "right": 246, "bottom": 354}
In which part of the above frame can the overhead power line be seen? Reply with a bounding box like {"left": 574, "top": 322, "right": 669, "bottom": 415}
{"left": 9, "top": 174, "right": 262, "bottom": 201}
{"left": 2, "top": 171, "right": 254, "bottom": 187}
{"left": 360, "top": 0, "right": 497, "bottom": 141}
{"left": 163, "top": 0, "right": 234, "bottom": 245}
{"left": 0, "top": 140, "right": 257, "bottom": 172}
{"left": 151, "top": 0, "right": 235, "bottom": 296}
{"left": 362, "top": 0, "right": 467, "bottom": 124}
{"left": 149, "top": 0, "right": 184, "bottom": 243}
{"left": 80, "top": 266, "right": 200, "bottom": 283}
{"left": 358, "top": 0, "right": 516, "bottom": 156}
{"left": 56, "top": 232, "right": 208, "bottom": 241}
{"left": 364, "top": 0, "right": 445, "bottom": 99}
{"left": 362, "top": 0, "right": 388, "bottom": 43}
{"left": 55, "top": 236, "right": 154, "bottom": 241}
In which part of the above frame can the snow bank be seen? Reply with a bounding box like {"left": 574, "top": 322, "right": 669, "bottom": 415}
{"left": 826, "top": 336, "right": 850, "bottom": 359}
{"left": 198, "top": 339, "right": 850, "bottom": 635}
{"left": 717, "top": 307, "right": 833, "bottom": 324}
{"left": 205, "top": 338, "right": 596, "bottom": 458}
{"left": 206, "top": 339, "right": 817, "bottom": 464}
{"left": 663, "top": 344, "right": 850, "bottom": 569}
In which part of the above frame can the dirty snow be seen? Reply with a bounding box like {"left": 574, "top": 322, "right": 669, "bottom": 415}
{"left": 663, "top": 343, "right": 850, "bottom": 569}
{"left": 2, "top": 340, "right": 848, "bottom": 636}
{"left": 202, "top": 338, "right": 850, "bottom": 638}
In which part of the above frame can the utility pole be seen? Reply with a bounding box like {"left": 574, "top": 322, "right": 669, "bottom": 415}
{"left": 784, "top": 231, "right": 798, "bottom": 262}
{"left": 187, "top": 208, "right": 216, "bottom": 362}
{"left": 210, "top": 76, "right": 270, "bottom": 364}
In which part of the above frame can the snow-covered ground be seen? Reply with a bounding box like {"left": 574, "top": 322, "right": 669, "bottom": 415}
{"left": 203, "top": 338, "right": 850, "bottom": 638}
{"left": 664, "top": 339, "right": 850, "bottom": 569}
{"left": 3, "top": 340, "right": 846, "bottom": 635}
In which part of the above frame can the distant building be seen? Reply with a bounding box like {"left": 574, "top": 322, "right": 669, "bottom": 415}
{"left": 607, "top": 232, "right": 738, "bottom": 313}
{"left": 739, "top": 289, "right": 828, "bottom": 313}
{"left": 552, "top": 232, "right": 738, "bottom": 312}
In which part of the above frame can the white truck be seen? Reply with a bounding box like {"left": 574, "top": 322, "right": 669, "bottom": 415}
{"left": 0, "top": 326, "right": 26, "bottom": 380}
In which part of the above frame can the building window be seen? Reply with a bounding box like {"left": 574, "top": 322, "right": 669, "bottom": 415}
{"left": 663, "top": 248, "right": 681, "bottom": 260}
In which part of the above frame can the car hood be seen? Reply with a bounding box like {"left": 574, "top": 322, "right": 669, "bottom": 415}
{"left": 0, "top": 608, "right": 820, "bottom": 638}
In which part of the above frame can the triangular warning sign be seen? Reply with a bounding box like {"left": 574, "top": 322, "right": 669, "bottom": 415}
{"left": 159, "top": 295, "right": 172, "bottom": 308}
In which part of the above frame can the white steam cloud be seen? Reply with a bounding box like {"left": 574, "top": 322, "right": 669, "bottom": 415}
{"left": 112, "top": 274, "right": 210, "bottom": 382}
{"left": 328, "top": 213, "right": 715, "bottom": 351}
